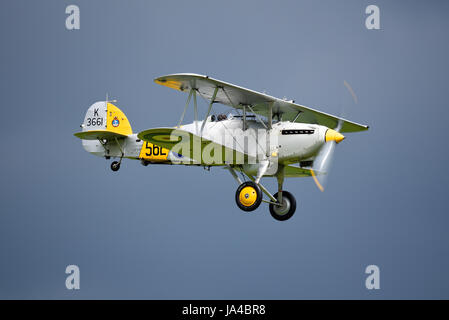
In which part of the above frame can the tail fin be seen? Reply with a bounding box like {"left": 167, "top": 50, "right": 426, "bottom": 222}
{"left": 74, "top": 101, "right": 133, "bottom": 140}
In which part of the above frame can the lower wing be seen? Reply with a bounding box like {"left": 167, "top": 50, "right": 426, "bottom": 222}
{"left": 137, "top": 127, "right": 252, "bottom": 165}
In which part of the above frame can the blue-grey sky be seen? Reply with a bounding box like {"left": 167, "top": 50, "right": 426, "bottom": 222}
{"left": 1, "top": 0, "right": 449, "bottom": 299}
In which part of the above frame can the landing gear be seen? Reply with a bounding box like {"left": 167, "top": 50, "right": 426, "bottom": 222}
{"left": 268, "top": 167, "right": 296, "bottom": 221}
{"left": 269, "top": 191, "right": 296, "bottom": 221}
{"left": 235, "top": 181, "right": 262, "bottom": 212}
{"left": 110, "top": 161, "right": 120, "bottom": 171}
{"left": 228, "top": 165, "right": 297, "bottom": 221}
{"left": 110, "top": 137, "right": 124, "bottom": 172}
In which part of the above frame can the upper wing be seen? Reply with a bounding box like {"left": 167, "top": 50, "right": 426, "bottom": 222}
{"left": 154, "top": 73, "right": 369, "bottom": 133}
{"left": 137, "top": 127, "right": 252, "bottom": 165}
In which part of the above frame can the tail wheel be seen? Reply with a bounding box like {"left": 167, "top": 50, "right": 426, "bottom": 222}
{"left": 110, "top": 161, "right": 120, "bottom": 171}
{"left": 235, "top": 181, "right": 262, "bottom": 212}
{"left": 269, "top": 191, "right": 296, "bottom": 221}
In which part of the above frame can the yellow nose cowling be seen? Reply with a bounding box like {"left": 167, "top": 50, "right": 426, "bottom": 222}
{"left": 325, "top": 129, "right": 345, "bottom": 143}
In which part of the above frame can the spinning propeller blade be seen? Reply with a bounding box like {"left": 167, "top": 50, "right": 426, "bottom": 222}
{"left": 311, "top": 80, "right": 357, "bottom": 192}
{"left": 311, "top": 123, "right": 344, "bottom": 192}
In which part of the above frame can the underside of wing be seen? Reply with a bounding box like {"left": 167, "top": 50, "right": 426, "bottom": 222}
{"left": 137, "top": 127, "right": 251, "bottom": 165}
{"left": 155, "top": 73, "right": 369, "bottom": 133}
{"left": 241, "top": 164, "right": 323, "bottom": 178}
{"left": 74, "top": 130, "right": 128, "bottom": 140}
{"left": 283, "top": 165, "right": 314, "bottom": 177}
{"left": 283, "top": 165, "right": 321, "bottom": 178}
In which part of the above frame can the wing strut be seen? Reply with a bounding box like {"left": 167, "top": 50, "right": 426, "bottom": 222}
{"left": 177, "top": 89, "right": 193, "bottom": 127}
{"left": 200, "top": 86, "right": 219, "bottom": 135}
{"left": 292, "top": 111, "right": 302, "bottom": 122}
{"left": 243, "top": 105, "right": 247, "bottom": 131}
{"left": 177, "top": 88, "right": 199, "bottom": 134}
{"left": 246, "top": 104, "right": 267, "bottom": 129}
{"left": 267, "top": 102, "right": 273, "bottom": 130}
{"left": 221, "top": 86, "right": 247, "bottom": 131}
{"left": 193, "top": 89, "right": 198, "bottom": 134}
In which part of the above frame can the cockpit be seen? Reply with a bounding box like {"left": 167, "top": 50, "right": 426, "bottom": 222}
{"left": 210, "top": 114, "right": 228, "bottom": 122}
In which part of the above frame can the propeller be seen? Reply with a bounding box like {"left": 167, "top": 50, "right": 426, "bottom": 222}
{"left": 310, "top": 121, "right": 344, "bottom": 192}
{"left": 311, "top": 80, "right": 357, "bottom": 192}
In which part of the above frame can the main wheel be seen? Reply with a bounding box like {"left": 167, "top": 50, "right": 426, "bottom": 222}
{"left": 235, "top": 181, "right": 262, "bottom": 212}
{"left": 269, "top": 191, "right": 296, "bottom": 221}
{"left": 110, "top": 161, "right": 120, "bottom": 171}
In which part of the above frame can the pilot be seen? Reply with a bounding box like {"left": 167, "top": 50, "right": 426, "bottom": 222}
{"left": 217, "top": 114, "right": 227, "bottom": 121}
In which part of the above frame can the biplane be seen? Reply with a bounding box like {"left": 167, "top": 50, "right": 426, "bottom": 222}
{"left": 74, "top": 74, "right": 368, "bottom": 221}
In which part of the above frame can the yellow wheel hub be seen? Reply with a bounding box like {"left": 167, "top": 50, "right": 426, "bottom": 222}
{"left": 239, "top": 186, "right": 258, "bottom": 207}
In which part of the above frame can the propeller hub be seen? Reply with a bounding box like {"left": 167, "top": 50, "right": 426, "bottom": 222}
{"left": 325, "top": 129, "right": 345, "bottom": 144}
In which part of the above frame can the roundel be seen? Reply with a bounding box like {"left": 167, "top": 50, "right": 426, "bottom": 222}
{"left": 112, "top": 117, "right": 120, "bottom": 127}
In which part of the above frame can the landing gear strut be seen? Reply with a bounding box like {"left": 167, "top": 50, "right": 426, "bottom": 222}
{"left": 110, "top": 137, "right": 124, "bottom": 172}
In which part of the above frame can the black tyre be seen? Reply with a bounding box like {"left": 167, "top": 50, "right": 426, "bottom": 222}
{"left": 235, "top": 181, "right": 262, "bottom": 212}
{"left": 110, "top": 161, "right": 120, "bottom": 171}
{"left": 269, "top": 191, "right": 296, "bottom": 221}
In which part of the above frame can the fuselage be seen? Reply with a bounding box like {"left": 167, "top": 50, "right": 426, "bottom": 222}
{"left": 179, "top": 115, "right": 327, "bottom": 165}
{"left": 81, "top": 114, "right": 328, "bottom": 167}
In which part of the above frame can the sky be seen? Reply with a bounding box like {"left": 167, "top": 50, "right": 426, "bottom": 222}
{"left": 1, "top": 0, "right": 449, "bottom": 299}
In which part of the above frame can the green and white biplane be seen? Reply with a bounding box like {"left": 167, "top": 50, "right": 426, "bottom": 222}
{"left": 75, "top": 73, "right": 369, "bottom": 221}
